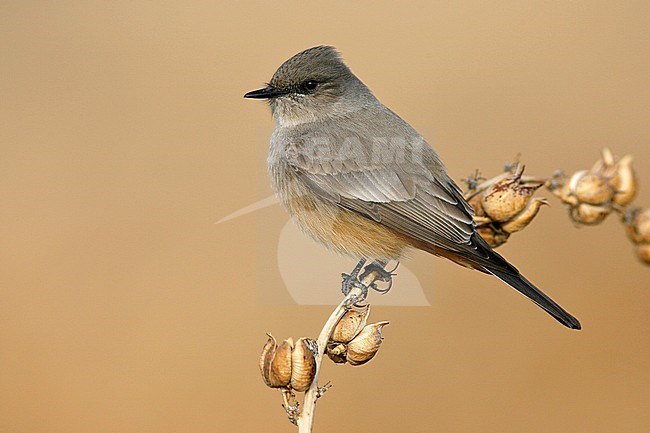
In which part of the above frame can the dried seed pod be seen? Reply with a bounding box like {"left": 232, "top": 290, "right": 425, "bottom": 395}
{"left": 625, "top": 209, "right": 650, "bottom": 244}
{"left": 331, "top": 306, "right": 370, "bottom": 343}
{"left": 467, "top": 193, "right": 486, "bottom": 217}
{"left": 570, "top": 170, "right": 614, "bottom": 205}
{"left": 347, "top": 321, "right": 389, "bottom": 366}
{"left": 570, "top": 203, "right": 611, "bottom": 225}
{"left": 477, "top": 225, "right": 510, "bottom": 248}
{"left": 269, "top": 338, "right": 293, "bottom": 388}
{"left": 590, "top": 148, "right": 617, "bottom": 177}
{"left": 636, "top": 211, "right": 650, "bottom": 244}
{"left": 290, "top": 338, "right": 316, "bottom": 392}
{"left": 326, "top": 342, "right": 348, "bottom": 364}
{"left": 501, "top": 198, "right": 549, "bottom": 234}
{"left": 635, "top": 244, "right": 650, "bottom": 265}
{"left": 481, "top": 166, "right": 542, "bottom": 222}
{"left": 611, "top": 155, "right": 637, "bottom": 206}
{"left": 259, "top": 334, "right": 277, "bottom": 387}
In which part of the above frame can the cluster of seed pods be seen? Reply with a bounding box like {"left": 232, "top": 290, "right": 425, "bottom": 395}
{"left": 549, "top": 148, "right": 648, "bottom": 264}
{"left": 259, "top": 305, "right": 389, "bottom": 393}
{"left": 466, "top": 164, "right": 548, "bottom": 248}
{"left": 325, "top": 305, "right": 388, "bottom": 366}
{"left": 465, "top": 148, "right": 646, "bottom": 264}
{"left": 259, "top": 335, "right": 317, "bottom": 392}
{"left": 551, "top": 148, "right": 637, "bottom": 225}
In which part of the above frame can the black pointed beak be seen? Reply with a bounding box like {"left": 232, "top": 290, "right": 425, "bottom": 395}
{"left": 243, "top": 85, "right": 288, "bottom": 99}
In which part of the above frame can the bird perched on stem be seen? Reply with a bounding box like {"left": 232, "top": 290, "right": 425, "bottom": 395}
{"left": 244, "top": 46, "right": 581, "bottom": 330}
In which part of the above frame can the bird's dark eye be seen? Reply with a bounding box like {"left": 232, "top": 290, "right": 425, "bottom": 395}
{"left": 303, "top": 80, "right": 318, "bottom": 91}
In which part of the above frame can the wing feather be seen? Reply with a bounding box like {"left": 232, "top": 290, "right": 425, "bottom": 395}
{"left": 293, "top": 164, "right": 475, "bottom": 251}
{"left": 281, "top": 128, "right": 512, "bottom": 273}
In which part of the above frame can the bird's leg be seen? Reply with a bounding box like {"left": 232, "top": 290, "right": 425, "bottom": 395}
{"left": 360, "top": 260, "right": 399, "bottom": 295}
{"left": 341, "top": 258, "right": 367, "bottom": 296}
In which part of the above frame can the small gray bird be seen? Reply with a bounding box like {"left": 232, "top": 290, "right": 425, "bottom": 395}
{"left": 245, "top": 46, "right": 581, "bottom": 329}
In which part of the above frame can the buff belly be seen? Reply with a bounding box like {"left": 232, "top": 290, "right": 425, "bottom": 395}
{"left": 285, "top": 192, "right": 412, "bottom": 260}
{"left": 269, "top": 155, "right": 415, "bottom": 260}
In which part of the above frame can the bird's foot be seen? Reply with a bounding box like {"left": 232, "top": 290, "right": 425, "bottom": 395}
{"left": 360, "top": 261, "right": 399, "bottom": 295}
{"left": 341, "top": 260, "right": 398, "bottom": 307}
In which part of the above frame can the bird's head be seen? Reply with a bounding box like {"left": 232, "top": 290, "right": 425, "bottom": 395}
{"left": 244, "top": 46, "right": 373, "bottom": 127}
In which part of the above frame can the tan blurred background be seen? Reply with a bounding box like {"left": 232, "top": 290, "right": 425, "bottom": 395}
{"left": 1, "top": 1, "right": 649, "bottom": 432}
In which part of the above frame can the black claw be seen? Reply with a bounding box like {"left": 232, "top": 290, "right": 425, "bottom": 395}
{"left": 387, "top": 261, "right": 400, "bottom": 274}
{"left": 371, "top": 278, "right": 393, "bottom": 294}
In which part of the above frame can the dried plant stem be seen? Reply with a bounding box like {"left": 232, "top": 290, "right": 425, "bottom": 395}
{"left": 295, "top": 268, "right": 385, "bottom": 433}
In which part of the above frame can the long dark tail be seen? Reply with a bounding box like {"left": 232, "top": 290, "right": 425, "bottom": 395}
{"left": 488, "top": 267, "right": 581, "bottom": 329}
{"left": 416, "top": 234, "right": 582, "bottom": 330}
